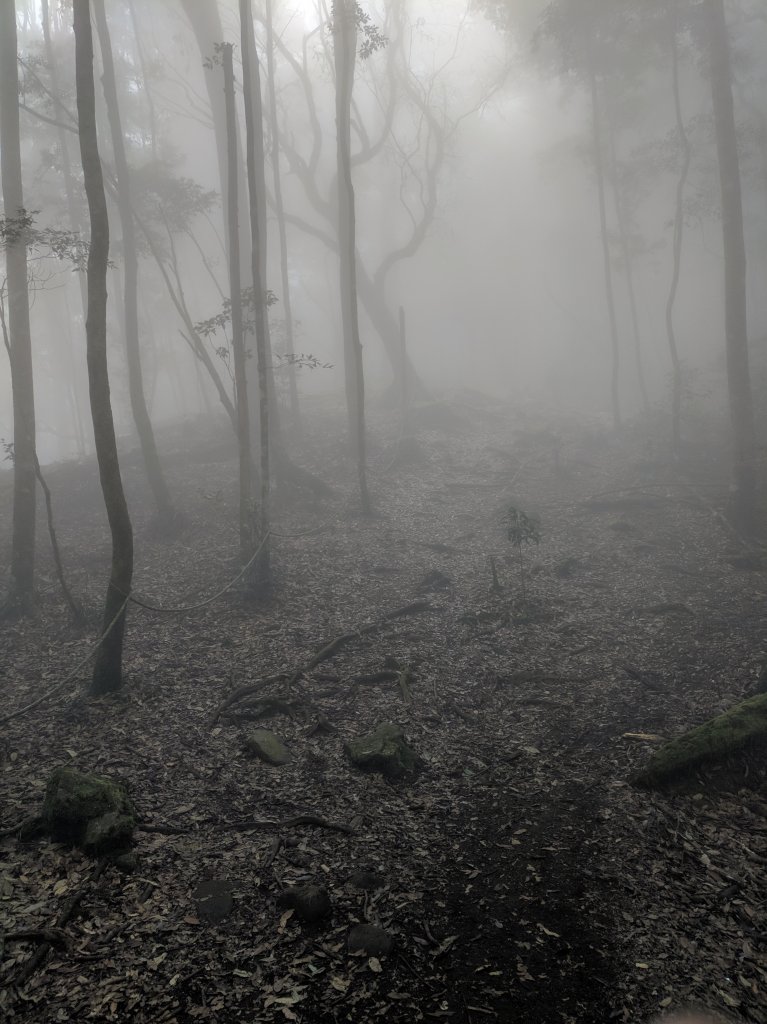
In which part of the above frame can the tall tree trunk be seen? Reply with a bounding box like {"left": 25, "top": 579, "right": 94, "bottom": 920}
{"left": 706, "top": 0, "right": 756, "bottom": 533}
{"left": 41, "top": 0, "right": 89, "bottom": 433}
{"left": 334, "top": 0, "right": 371, "bottom": 513}
{"left": 93, "top": 0, "right": 175, "bottom": 528}
{"left": 265, "top": 0, "right": 300, "bottom": 429}
{"left": 665, "top": 5, "right": 689, "bottom": 458}
{"left": 0, "top": 0, "right": 37, "bottom": 613}
{"left": 222, "top": 42, "right": 254, "bottom": 564}
{"left": 74, "top": 0, "right": 134, "bottom": 695}
{"left": 399, "top": 305, "right": 411, "bottom": 434}
{"left": 588, "top": 56, "right": 621, "bottom": 431}
{"left": 241, "top": 0, "right": 273, "bottom": 583}
{"left": 604, "top": 110, "right": 649, "bottom": 416}
{"left": 182, "top": 0, "right": 325, "bottom": 500}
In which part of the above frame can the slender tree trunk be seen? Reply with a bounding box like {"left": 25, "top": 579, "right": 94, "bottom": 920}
{"left": 0, "top": 0, "right": 37, "bottom": 613}
{"left": 265, "top": 0, "right": 300, "bottom": 429}
{"left": 183, "top": 0, "right": 324, "bottom": 500}
{"left": 605, "top": 111, "right": 649, "bottom": 416}
{"left": 241, "top": 0, "right": 273, "bottom": 582}
{"left": 126, "top": 0, "right": 158, "bottom": 162}
{"left": 131, "top": 210, "right": 238, "bottom": 430}
{"left": 222, "top": 43, "right": 254, "bottom": 564}
{"left": 62, "top": 286, "right": 87, "bottom": 456}
{"left": 706, "top": 0, "right": 756, "bottom": 533}
{"left": 93, "top": 0, "right": 174, "bottom": 528}
{"left": 588, "top": 57, "right": 621, "bottom": 431}
{"left": 334, "top": 0, "right": 371, "bottom": 513}
{"left": 33, "top": 453, "right": 84, "bottom": 625}
{"left": 665, "top": 5, "right": 689, "bottom": 458}
{"left": 41, "top": 0, "right": 90, "bottom": 446}
{"left": 74, "top": 0, "right": 134, "bottom": 695}
{"left": 399, "top": 305, "right": 411, "bottom": 434}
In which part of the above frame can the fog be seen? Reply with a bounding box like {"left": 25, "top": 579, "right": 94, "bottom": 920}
{"left": 2, "top": 3, "right": 767, "bottom": 1021}
{"left": 3, "top": 0, "right": 767, "bottom": 464}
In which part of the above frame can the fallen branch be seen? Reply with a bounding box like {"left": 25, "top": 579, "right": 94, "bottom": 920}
{"left": 222, "top": 813, "right": 355, "bottom": 835}
{"left": 209, "top": 673, "right": 288, "bottom": 727}
{"left": 2, "top": 929, "right": 69, "bottom": 949}
{"left": 352, "top": 670, "right": 399, "bottom": 686}
{"left": 10, "top": 859, "right": 107, "bottom": 988}
{"left": 210, "top": 600, "right": 431, "bottom": 725}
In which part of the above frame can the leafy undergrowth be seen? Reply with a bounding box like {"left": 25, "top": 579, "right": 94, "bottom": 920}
{"left": 1, "top": 396, "right": 766, "bottom": 1023}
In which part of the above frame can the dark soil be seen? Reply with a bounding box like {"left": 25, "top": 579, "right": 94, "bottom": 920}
{"left": 1, "top": 397, "right": 766, "bottom": 1024}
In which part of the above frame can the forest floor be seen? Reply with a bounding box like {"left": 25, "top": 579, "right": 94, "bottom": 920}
{"left": 1, "top": 394, "right": 767, "bottom": 1024}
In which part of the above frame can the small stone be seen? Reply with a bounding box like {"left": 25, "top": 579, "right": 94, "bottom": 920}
{"left": 345, "top": 723, "right": 422, "bottom": 779}
{"left": 278, "top": 884, "right": 331, "bottom": 923}
{"left": 348, "top": 923, "right": 394, "bottom": 956}
{"left": 193, "top": 880, "right": 234, "bottom": 923}
{"left": 242, "top": 728, "right": 292, "bottom": 766}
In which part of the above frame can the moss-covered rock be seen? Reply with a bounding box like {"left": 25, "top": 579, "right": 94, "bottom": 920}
{"left": 345, "top": 723, "right": 422, "bottom": 779}
{"left": 82, "top": 810, "right": 136, "bottom": 854}
{"left": 634, "top": 693, "right": 767, "bottom": 788}
{"left": 242, "top": 728, "right": 292, "bottom": 766}
{"left": 42, "top": 767, "right": 136, "bottom": 854}
{"left": 277, "top": 884, "right": 331, "bottom": 923}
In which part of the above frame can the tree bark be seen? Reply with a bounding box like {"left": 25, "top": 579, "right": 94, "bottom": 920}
{"left": 706, "top": 0, "right": 757, "bottom": 533}
{"left": 265, "top": 0, "right": 300, "bottom": 428}
{"left": 665, "top": 5, "right": 689, "bottom": 458}
{"left": 588, "top": 55, "right": 621, "bottom": 431}
{"left": 222, "top": 42, "right": 254, "bottom": 564}
{"left": 93, "top": 0, "right": 174, "bottom": 528}
{"left": 41, "top": 0, "right": 89, "bottom": 448}
{"left": 334, "top": 0, "right": 371, "bottom": 513}
{"left": 0, "top": 0, "right": 37, "bottom": 613}
{"left": 181, "top": 0, "right": 323, "bottom": 500}
{"left": 399, "top": 305, "right": 410, "bottom": 433}
{"left": 241, "top": 0, "right": 273, "bottom": 583}
{"left": 604, "top": 108, "right": 648, "bottom": 416}
{"left": 73, "top": 0, "right": 134, "bottom": 695}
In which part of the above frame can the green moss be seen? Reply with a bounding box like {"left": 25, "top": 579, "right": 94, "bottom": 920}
{"left": 83, "top": 810, "right": 136, "bottom": 854}
{"left": 345, "top": 723, "right": 422, "bottom": 779}
{"left": 635, "top": 693, "right": 767, "bottom": 788}
{"left": 42, "top": 767, "right": 136, "bottom": 853}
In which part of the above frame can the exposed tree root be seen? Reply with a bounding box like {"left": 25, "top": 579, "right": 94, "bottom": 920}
{"left": 210, "top": 599, "right": 430, "bottom": 725}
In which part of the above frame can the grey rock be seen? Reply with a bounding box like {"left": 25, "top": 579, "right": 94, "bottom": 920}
{"left": 194, "top": 880, "right": 234, "bottom": 923}
{"left": 243, "top": 728, "right": 292, "bottom": 766}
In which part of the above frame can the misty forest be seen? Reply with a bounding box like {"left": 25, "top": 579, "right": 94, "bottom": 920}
{"left": 2, "top": 0, "right": 767, "bottom": 1021}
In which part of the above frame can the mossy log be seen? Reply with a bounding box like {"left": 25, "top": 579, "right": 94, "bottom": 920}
{"left": 634, "top": 693, "right": 767, "bottom": 788}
